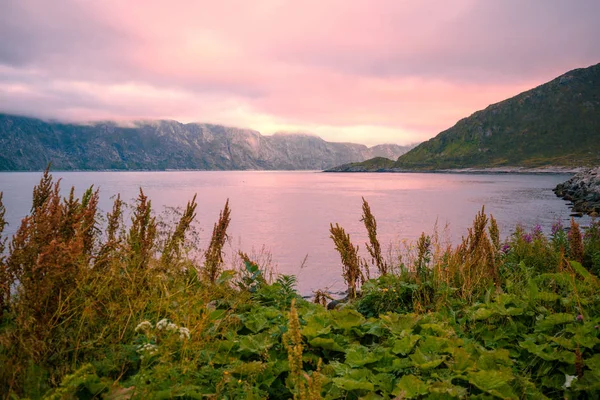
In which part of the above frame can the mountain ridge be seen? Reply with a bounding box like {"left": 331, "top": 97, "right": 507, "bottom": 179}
{"left": 0, "top": 113, "right": 416, "bottom": 171}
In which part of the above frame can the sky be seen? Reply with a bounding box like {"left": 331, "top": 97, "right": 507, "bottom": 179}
{"left": 1, "top": 1, "right": 599, "bottom": 146}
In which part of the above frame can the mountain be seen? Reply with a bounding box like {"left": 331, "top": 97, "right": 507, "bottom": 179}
{"left": 329, "top": 63, "right": 600, "bottom": 172}
{"left": 0, "top": 114, "right": 415, "bottom": 171}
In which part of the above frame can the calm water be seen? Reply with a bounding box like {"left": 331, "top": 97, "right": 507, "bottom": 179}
{"left": 0, "top": 171, "right": 586, "bottom": 294}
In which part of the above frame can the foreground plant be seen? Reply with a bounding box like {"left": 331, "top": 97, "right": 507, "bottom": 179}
{"left": 1, "top": 172, "right": 600, "bottom": 399}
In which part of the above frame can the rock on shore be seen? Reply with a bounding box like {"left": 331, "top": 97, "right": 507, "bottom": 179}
{"left": 554, "top": 168, "right": 600, "bottom": 216}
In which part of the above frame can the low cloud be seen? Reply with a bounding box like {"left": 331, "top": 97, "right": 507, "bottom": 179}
{"left": 1, "top": 0, "right": 599, "bottom": 145}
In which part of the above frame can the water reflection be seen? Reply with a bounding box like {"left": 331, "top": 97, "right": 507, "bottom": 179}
{"left": 0, "top": 171, "right": 585, "bottom": 294}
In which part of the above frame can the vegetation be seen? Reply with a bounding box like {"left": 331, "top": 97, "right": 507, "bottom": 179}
{"left": 1, "top": 170, "right": 600, "bottom": 399}
{"left": 337, "top": 63, "right": 600, "bottom": 171}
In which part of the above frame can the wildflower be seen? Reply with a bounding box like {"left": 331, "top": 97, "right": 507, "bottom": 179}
{"left": 533, "top": 224, "right": 543, "bottom": 236}
{"left": 551, "top": 221, "right": 563, "bottom": 236}
{"left": 382, "top": 288, "right": 388, "bottom": 292}
{"left": 137, "top": 343, "right": 159, "bottom": 358}
{"left": 238, "top": 379, "right": 242, "bottom": 384}
{"left": 523, "top": 233, "right": 533, "bottom": 243}
{"left": 166, "top": 322, "right": 178, "bottom": 332}
{"left": 563, "top": 374, "right": 577, "bottom": 389}
{"left": 501, "top": 244, "right": 511, "bottom": 253}
{"left": 224, "top": 371, "right": 229, "bottom": 375}
{"left": 179, "top": 327, "right": 191, "bottom": 340}
{"left": 576, "top": 314, "right": 584, "bottom": 322}
{"left": 595, "top": 325, "right": 599, "bottom": 329}
{"left": 135, "top": 321, "right": 153, "bottom": 333}
{"left": 156, "top": 318, "right": 169, "bottom": 330}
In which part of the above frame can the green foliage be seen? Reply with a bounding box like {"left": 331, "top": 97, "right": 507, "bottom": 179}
{"left": 2, "top": 172, "right": 600, "bottom": 398}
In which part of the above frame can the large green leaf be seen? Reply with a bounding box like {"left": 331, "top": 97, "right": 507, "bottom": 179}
{"left": 308, "top": 336, "right": 346, "bottom": 352}
{"left": 392, "top": 375, "right": 429, "bottom": 398}
{"left": 345, "top": 345, "right": 383, "bottom": 367}
{"left": 391, "top": 335, "right": 421, "bottom": 355}
{"left": 332, "top": 309, "right": 366, "bottom": 331}
{"left": 467, "top": 370, "right": 516, "bottom": 399}
{"left": 535, "top": 313, "right": 575, "bottom": 332}
{"left": 409, "top": 348, "right": 446, "bottom": 370}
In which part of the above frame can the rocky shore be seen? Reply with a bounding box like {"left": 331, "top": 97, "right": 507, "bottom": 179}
{"left": 554, "top": 167, "right": 600, "bottom": 216}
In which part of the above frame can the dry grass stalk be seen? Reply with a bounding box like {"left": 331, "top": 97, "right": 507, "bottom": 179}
{"left": 161, "top": 194, "right": 198, "bottom": 267}
{"left": 361, "top": 197, "right": 388, "bottom": 275}
{"left": 313, "top": 289, "right": 333, "bottom": 306}
{"left": 204, "top": 199, "right": 231, "bottom": 283}
{"left": 569, "top": 217, "right": 584, "bottom": 263}
{"left": 442, "top": 206, "right": 499, "bottom": 302}
{"left": 329, "top": 223, "right": 363, "bottom": 299}
{"left": 127, "top": 189, "right": 157, "bottom": 271}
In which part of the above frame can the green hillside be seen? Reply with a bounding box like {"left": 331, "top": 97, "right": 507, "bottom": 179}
{"left": 334, "top": 63, "right": 600, "bottom": 172}
{"left": 395, "top": 63, "right": 600, "bottom": 169}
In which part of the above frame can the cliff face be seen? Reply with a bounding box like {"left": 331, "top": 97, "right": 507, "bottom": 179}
{"left": 0, "top": 114, "right": 414, "bottom": 171}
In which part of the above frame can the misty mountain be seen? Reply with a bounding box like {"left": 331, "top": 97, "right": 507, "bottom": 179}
{"left": 0, "top": 114, "right": 415, "bottom": 171}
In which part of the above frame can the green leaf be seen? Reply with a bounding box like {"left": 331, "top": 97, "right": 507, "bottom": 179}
{"left": 345, "top": 345, "right": 383, "bottom": 367}
{"left": 569, "top": 260, "right": 595, "bottom": 281}
{"left": 467, "top": 370, "right": 516, "bottom": 399}
{"left": 391, "top": 335, "right": 421, "bottom": 355}
{"left": 392, "top": 375, "right": 429, "bottom": 398}
{"left": 418, "top": 336, "right": 450, "bottom": 354}
{"left": 472, "top": 307, "right": 494, "bottom": 320}
{"left": 447, "top": 347, "right": 475, "bottom": 372}
{"left": 332, "top": 309, "right": 365, "bottom": 331}
{"left": 244, "top": 311, "right": 270, "bottom": 333}
{"left": 535, "top": 313, "right": 575, "bottom": 332}
{"left": 409, "top": 348, "right": 445, "bottom": 370}
{"left": 332, "top": 377, "right": 375, "bottom": 392}
{"left": 302, "top": 315, "right": 332, "bottom": 339}
{"left": 237, "top": 332, "right": 275, "bottom": 355}
{"left": 428, "top": 380, "right": 468, "bottom": 398}
{"left": 308, "top": 337, "right": 345, "bottom": 352}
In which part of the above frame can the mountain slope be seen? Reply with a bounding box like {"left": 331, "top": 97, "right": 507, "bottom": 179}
{"left": 0, "top": 114, "right": 414, "bottom": 171}
{"left": 331, "top": 63, "right": 600, "bottom": 172}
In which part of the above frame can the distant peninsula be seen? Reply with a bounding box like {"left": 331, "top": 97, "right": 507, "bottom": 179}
{"left": 0, "top": 114, "right": 416, "bottom": 171}
{"left": 327, "top": 63, "right": 600, "bottom": 172}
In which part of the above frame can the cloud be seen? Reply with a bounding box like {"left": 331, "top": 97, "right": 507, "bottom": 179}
{"left": 1, "top": 0, "right": 599, "bottom": 145}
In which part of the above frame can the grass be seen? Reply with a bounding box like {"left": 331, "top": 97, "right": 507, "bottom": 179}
{"left": 1, "top": 169, "right": 600, "bottom": 399}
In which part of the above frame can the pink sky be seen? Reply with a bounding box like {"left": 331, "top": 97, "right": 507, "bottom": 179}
{"left": 1, "top": 0, "right": 599, "bottom": 145}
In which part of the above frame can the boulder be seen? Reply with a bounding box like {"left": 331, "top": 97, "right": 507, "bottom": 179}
{"left": 555, "top": 167, "right": 600, "bottom": 216}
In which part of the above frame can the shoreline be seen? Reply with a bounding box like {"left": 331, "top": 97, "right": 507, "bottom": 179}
{"left": 323, "top": 166, "right": 584, "bottom": 175}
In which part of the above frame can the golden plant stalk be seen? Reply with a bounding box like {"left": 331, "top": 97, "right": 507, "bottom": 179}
{"left": 361, "top": 197, "right": 388, "bottom": 275}
{"left": 329, "top": 223, "right": 362, "bottom": 299}
{"left": 284, "top": 299, "right": 322, "bottom": 400}
{"left": 203, "top": 199, "right": 231, "bottom": 283}
{"left": 127, "top": 189, "right": 157, "bottom": 271}
{"left": 161, "top": 194, "right": 198, "bottom": 266}
{"left": 569, "top": 217, "right": 584, "bottom": 263}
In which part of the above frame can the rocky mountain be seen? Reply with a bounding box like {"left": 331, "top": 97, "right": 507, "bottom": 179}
{"left": 0, "top": 114, "right": 415, "bottom": 171}
{"left": 329, "top": 63, "right": 600, "bottom": 172}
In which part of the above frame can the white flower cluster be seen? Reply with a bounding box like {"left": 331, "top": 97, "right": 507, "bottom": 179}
{"left": 157, "top": 318, "right": 179, "bottom": 332}
{"left": 134, "top": 321, "right": 153, "bottom": 333}
{"left": 179, "top": 327, "right": 191, "bottom": 340}
{"left": 137, "top": 343, "right": 159, "bottom": 360}
{"left": 156, "top": 318, "right": 191, "bottom": 340}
